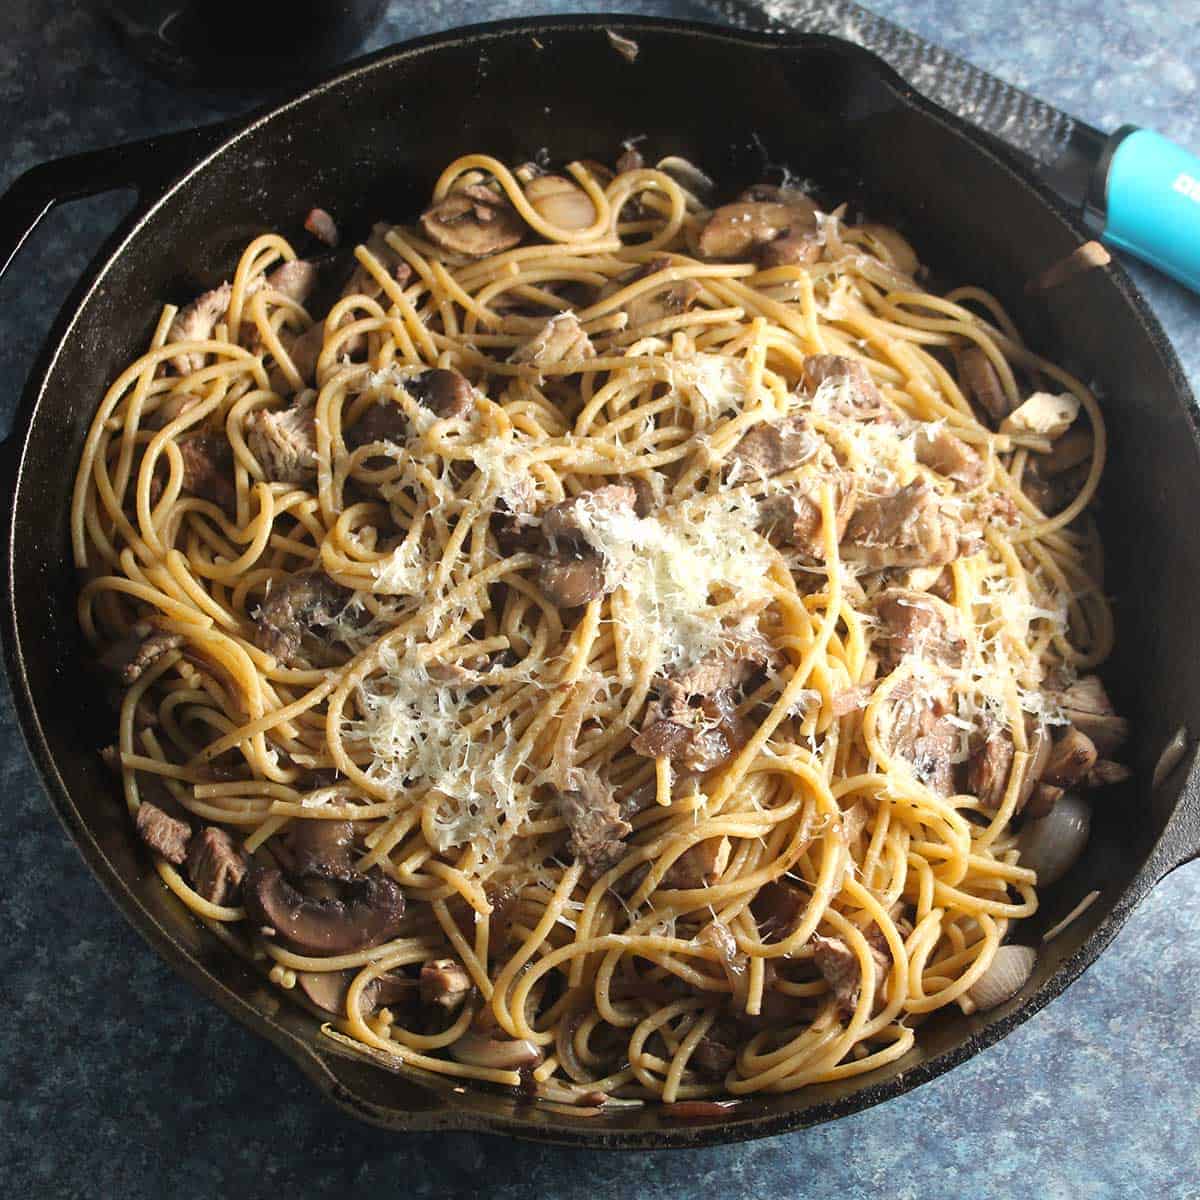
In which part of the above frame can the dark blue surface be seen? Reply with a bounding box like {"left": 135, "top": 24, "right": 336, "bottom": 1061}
{"left": 2, "top": 3, "right": 1198, "bottom": 1195}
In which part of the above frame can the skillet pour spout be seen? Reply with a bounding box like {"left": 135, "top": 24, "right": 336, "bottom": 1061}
{"left": 0, "top": 16, "right": 1197, "bottom": 1148}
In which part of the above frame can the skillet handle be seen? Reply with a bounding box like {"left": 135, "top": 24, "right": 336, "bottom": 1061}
{"left": 0, "top": 120, "right": 236, "bottom": 284}
{"left": 1149, "top": 750, "right": 1200, "bottom": 882}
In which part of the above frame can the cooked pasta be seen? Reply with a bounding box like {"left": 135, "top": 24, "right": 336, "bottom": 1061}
{"left": 73, "top": 150, "right": 1128, "bottom": 1106}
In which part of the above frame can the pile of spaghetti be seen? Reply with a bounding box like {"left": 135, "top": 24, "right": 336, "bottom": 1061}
{"left": 74, "top": 151, "right": 1128, "bottom": 1107}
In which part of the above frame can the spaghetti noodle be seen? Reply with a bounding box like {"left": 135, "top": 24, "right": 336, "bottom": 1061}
{"left": 74, "top": 151, "right": 1126, "bottom": 1105}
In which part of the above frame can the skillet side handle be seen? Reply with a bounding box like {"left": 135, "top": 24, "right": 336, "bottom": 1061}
{"left": 1149, "top": 754, "right": 1200, "bottom": 882}
{"left": 0, "top": 120, "right": 238, "bottom": 285}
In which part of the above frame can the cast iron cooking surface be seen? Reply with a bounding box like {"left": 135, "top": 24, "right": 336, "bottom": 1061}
{"left": 4, "top": 17, "right": 1199, "bottom": 1147}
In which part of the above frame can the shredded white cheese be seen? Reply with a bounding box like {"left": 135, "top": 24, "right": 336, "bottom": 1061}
{"left": 352, "top": 637, "right": 534, "bottom": 858}
{"left": 568, "top": 491, "right": 774, "bottom": 675}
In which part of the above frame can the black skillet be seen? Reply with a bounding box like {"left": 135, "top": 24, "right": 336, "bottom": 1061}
{"left": 1, "top": 17, "right": 1198, "bottom": 1149}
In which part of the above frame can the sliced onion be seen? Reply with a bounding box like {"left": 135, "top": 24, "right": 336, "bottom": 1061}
{"left": 449, "top": 1031, "right": 543, "bottom": 1070}
{"left": 968, "top": 945, "right": 1037, "bottom": 1012}
{"left": 1018, "top": 792, "right": 1091, "bottom": 887}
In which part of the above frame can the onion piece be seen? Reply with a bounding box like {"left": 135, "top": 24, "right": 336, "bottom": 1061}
{"left": 1153, "top": 725, "right": 1189, "bottom": 789}
{"left": 1018, "top": 792, "right": 1091, "bottom": 886}
{"left": 449, "top": 1031, "right": 543, "bottom": 1070}
{"left": 968, "top": 945, "right": 1037, "bottom": 1012}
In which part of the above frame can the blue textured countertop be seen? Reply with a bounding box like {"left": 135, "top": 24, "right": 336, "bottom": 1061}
{"left": 2, "top": 2, "right": 1198, "bottom": 1195}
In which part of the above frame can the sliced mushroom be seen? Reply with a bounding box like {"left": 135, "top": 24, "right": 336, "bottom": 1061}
{"left": 524, "top": 174, "right": 596, "bottom": 231}
{"left": 244, "top": 865, "right": 405, "bottom": 956}
{"left": 1042, "top": 725, "right": 1098, "bottom": 787}
{"left": 956, "top": 346, "right": 1014, "bottom": 424}
{"left": 1055, "top": 675, "right": 1128, "bottom": 756}
{"left": 698, "top": 198, "right": 817, "bottom": 261}
{"left": 449, "top": 1031, "right": 543, "bottom": 1070}
{"left": 101, "top": 622, "right": 184, "bottom": 685}
{"left": 759, "top": 232, "right": 823, "bottom": 268}
{"left": 406, "top": 367, "right": 474, "bottom": 419}
{"left": 253, "top": 570, "right": 352, "bottom": 666}
{"left": 419, "top": 958, "right": 473, "bottom": 1011}
{"left": 420, "top": 185, "right": 525, "bottom": 257}
{"left": 297, "top": 968, "right": 415, "bottom": 1014}
{"left": 662, "top": 836, "right": 731, "bottom": 888}
{"left": 537, "top": 555, "right": 607, "bottom": 608}
{"left": 1041, "top": 428, "right": 1093, "bottom": 476}
{"left": 283, "top": 819, "right": 356, "bottom": 881}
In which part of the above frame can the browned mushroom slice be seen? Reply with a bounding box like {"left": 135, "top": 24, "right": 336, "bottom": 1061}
{"left": 840, "top": 479, "right": 969, "bottom": 569}
{"left": 690, "top": 1022, "right": 737, "bottom": 1080}
{"left": 956, "top": 346, "right": 1015, "bottom": 423}
{"left": 1041, "top": 428, "right": 1093, "bottom": 477}
{"left": 244, "top": 865, "right": 405, "bottom": 955}
{"left": 185, "top": 827, "right": 247, "bottom": 905}
{"left": 537, "top": 555, "right": 608, "bottom": 608}
{"left": 101, "top": 622, "right": 184, "bottom": 685}
{"left": 886, "top": 689, "right": 957, "bottom": 796}
{"left": 1084, "top": 760, "right": 1132, "bottom": 787}
{"left": 632, "top": 686, "right": 746, "bottom": 775}
{"left": 151, "top": 432, "right": 237, "bottom": 514}
{"left": 420, "top": 185, "right": 525, "bottom": 257}
{"left": 968, "top": 733, "right": 1015, "bottom": 810}
{"left": 134, "top": 801, "right": 192, "bottom": 865}
{"left": 524, "top": 174, "right": 596, "bottom": 230}
{"left": 1042, "top": 725, "right": 1098, "bottom": 787}
{"left": 297, "top": 968, "right": 415, "bottom": 1015}
{"left": 757, "top": 472, "right": 857, "bottom": 561}
{"left": 759, "top": 232, "right": 823, "bottom": 268}
{"left": 1054, "top": 675, "right": 1127, "bottom": 756}
{"left": 1024, "top": 782, "right": 1064, "bottom": 819}
{"left": 407, "top": 367, "right": 474, "bottom": 418}
{"left": 661, "top": 836, "right": 731, "bottom": 888}
{"left": 419, "top": 958, "right": 473, "bottom": 1011}
{"left": 725, "top": 415, "right": 817, "bottom": 482}
{"left": 670, "top": 633, "right": 776, "bottom": 697}
{"left": 599, "top": 258, "right": 702, "bottom": 328}
{"left": 553, "top": 769, "right": 632, "bottom": 879}
{"left": 541, "top": 485, "right": 637, "bottom": 544}
{"left": 282, "top": 819, "right": 356, "bottom": 881}
{"left": 536, "top": 484, "right": 635, "bottom": 607}
{"left": 750, "top": 879, "right": 808, "bottom": 942}
{"left": 800, "top": 354, "right": 896, "bottom": 423}
{"left": 253, "top": 570, "right": 353, "bottom": 666}
{"left": 914, "top": 427, "right": 985, "bottom": 487}
{"left": 811, "top": 932, "right": 889, "bottom": 1015}
{"left": 449, "top": 1031, "right": 543, "bottom": 1070}
{"left": 698, "top": 189, "right": 818, "bottom": 260}
{"left": 166, "top": 281, "right": 232, "bottom": 374}
{"left": 874, "top": 589, "right": 966, "bottom": 669}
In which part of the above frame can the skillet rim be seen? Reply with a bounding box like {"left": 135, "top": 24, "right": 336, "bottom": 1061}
{"left": 3, "top": 13, "right": 1198, "bottom": 1149}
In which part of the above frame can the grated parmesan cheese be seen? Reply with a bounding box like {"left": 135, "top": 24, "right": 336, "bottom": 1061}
{"left": 568, "top": 491, "right": 774, "bottom": 675}
{"left": 352, "top": 637, "right": 534, "bottom": 858}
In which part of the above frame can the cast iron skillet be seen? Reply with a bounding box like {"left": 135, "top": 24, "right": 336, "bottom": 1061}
{"left": 1, "top": 16, "right": 1198, "bottom": 1149}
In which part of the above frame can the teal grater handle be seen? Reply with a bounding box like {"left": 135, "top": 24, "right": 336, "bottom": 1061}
{"left": 1101, "top": 127, "right": 1200, "bottom": 294}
